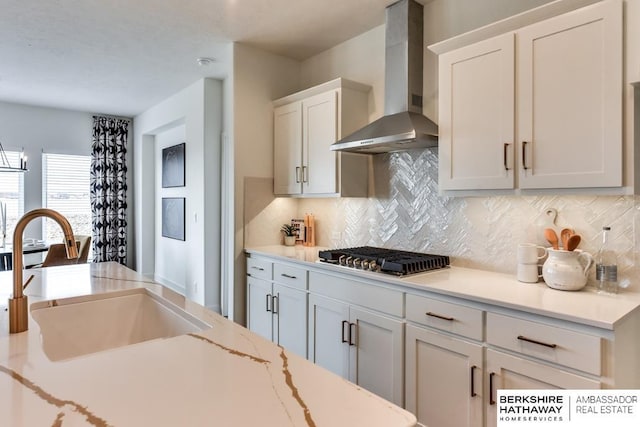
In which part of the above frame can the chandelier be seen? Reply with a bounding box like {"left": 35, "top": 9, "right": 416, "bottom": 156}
{"left": 0, "top": 141, "right": 28, "bottom": 173}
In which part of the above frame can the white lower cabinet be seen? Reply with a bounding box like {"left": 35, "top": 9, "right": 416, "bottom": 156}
{"left": 349, "top": 306, "right": 404, "bottom": 406}
{"left": 246, "top": 252, "right": 632, "bottom": 427}
{"left": 273, "top": 284, "right": 308, "bottom": 358}
{"left": 405, "top": 324, "right": 483, "bottom": 427}
{"left": 246, "top": 257, "right": 308, "bottom": 359}
{"left": 484, "top": 311, "right": 602, "bottom": 427}
{"left": 247, "top": 277, "right": 308, "bottom": 359}
{"left": 485, "top": 349, "right": 600, "bottom": 427}
{"left": 308, "top": 293, "right": 405, "bottom": 407}
{"left": 247, "top": 276, "right": 273, "bottom": 342}
{"left": 307, "top": 294, "right": 350, "bottom": 377}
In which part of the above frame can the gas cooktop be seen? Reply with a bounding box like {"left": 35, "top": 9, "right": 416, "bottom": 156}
{"left": 318, "top": 246, "right": 450, "bottom": 276}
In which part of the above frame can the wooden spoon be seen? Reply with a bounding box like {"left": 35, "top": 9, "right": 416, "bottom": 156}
{"left": 566, "top": 234, "right": 581, "bottom": 251}
{"left": 560, "top": 228, "right": 574, "bottom": 250}
{"left": 544, "top": 228, "right": 559, "bottom": 250}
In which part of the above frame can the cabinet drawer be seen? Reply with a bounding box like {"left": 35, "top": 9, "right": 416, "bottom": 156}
{"left": 274, "top": 263, "right": 307, "bottom": 290}
{"left": 246, "top": 257, "right": 272, "bottom": 280}
{"left": 309, "top": 271, "right": 403, "bottom": 317}
{"left": 486, "top": 312, "right": 601, "bottom": 375}
{"left": 406, "top": 294, "right": 483, "bottom": 341}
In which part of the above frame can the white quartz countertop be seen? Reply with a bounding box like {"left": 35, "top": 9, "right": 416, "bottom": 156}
{"left": 0, "top": 262, "right": 416, "bottom": 427}
{"left": 246, "top": 245, "right": 640, "bottom": 330}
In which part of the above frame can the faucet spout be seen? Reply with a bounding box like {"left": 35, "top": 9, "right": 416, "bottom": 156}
{"left": 9, "top": 208, "right": 77, "bottom": 334}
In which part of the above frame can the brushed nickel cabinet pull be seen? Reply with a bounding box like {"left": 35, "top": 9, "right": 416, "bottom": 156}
{"left": 272, "top": 295, "right": 278, "bottom": 314}
{"left": 522, "top": 141, "right": 529, "bottom": 170}
{"left": 503, "top": 143, "right": 510, "bottom": 171}
{"left": 266, "top": 294, "right": 272, "bottom": 312}
{"left": 251, "top": 266, "right": 264, "bottom": 271}
{"left": 517, "top": 335, "right": 557, "bottom": 349}
{"left": 281, "top": 273, "right": 297, "bottom": 279}
{"left": 489, "top": 372, "right": 496, "bottom": 405}
{"left": 470, "top": 365, "right": 477, "bottom": 397}
{"left": 295, "top": 166, "right": 301, "bottom": 183}
{"left": 302, "top": 166, "right": 308, "bottom": 183}
{"left": 349, "top": 322, "right": 357, "bottom": 346}
{"left": 341, "top": 320, "right": 349, "bottom": 343}
{"left": 426, "top": 311, "right": 455, "bottom": 322}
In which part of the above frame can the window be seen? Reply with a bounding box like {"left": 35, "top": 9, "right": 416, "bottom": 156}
{"left": 42, "top": 153, "right": 91, "bottom": 245}
{"left": 0, "top": 151, "right": 24, "bottom": 241}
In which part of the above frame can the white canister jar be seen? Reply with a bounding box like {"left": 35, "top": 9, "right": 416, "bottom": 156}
{"left": 542, "top": 248, "right": 593, "bottom": 291}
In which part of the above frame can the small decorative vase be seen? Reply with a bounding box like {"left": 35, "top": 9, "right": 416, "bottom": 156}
{"left": 284, "top": 235, "right": 296, "bottom": 246}
{"left": 542, "top": 248, "right": 593, "bottom": 291}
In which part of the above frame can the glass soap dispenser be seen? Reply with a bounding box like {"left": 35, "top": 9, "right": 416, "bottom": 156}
{"left": 595, "top": 226, "right": 618, "bottom": 294}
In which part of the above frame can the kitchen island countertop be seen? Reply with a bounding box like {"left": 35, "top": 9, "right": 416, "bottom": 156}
{"left": 0, "top": 262, "right": 416, "bottom": 427}
{"left": 246, "top": 245, "right": 640, "bottom": 331}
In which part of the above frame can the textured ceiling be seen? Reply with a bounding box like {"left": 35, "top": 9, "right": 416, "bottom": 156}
{"left": 0, "top": 0, "right": 390, "bottom": 116}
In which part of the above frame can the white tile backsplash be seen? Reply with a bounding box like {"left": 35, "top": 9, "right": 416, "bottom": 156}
{"left": 245, "top": 150, "right": 639, "bottom": 292}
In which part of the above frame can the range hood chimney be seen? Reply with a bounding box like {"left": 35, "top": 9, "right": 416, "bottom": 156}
{"left": 331, "top": 0, "right": 437, "bottom": 154}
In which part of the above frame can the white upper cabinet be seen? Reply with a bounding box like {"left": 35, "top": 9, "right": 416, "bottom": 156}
{"left": 302, "top": 91, "right": 339, "bottom": 194}
{"left": 439, "top": 33, "right": 515, "bottom": 190}
{"left": 435, "top": 0, "right": 623, "bottom": 192}
{"left": 274, "top": 101, "right": 303, "bottom": 195}
{"left": 273, "top": 78, "right": 371, "bottom": 197}
{"left": 517, "top": 0, "right": 622, "bottom": 189}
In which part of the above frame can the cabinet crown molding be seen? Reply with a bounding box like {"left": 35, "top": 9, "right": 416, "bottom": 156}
{"left": 428, "top": 0, "right": 606, "bottom": 55}
{"left": 273, "top": 77, "right": 371, "bottom": 107}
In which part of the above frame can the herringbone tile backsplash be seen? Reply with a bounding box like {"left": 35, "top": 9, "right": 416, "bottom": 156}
{"left": 246, "top": 149, "right": 639, "bottom": 291}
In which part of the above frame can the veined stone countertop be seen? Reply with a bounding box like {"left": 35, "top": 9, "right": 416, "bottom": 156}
{"left": 246, "top": 245, "right": 640, "bottom": 331}
{"left": 0, "top": 262, "right": 416, "bottom": 427}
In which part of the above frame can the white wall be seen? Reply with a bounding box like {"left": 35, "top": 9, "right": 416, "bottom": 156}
{"left": 154, "top": 125, "right": 188, "bottom": 293}
{"left": 134, "top": 78, "right": 223, "bottom": 310}
{"left": 300, "top": 25, "right": 385, "bottom": 124}
{"left": 230, "top": 43, "right": 300, "bottom": 323}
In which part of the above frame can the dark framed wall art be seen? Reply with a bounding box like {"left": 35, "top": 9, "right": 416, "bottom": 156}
{"left": 162, "top": 197, "right": 185, "bottom": 241}
{"left": 162, "top": 143, "right": 185, "bottom": 188}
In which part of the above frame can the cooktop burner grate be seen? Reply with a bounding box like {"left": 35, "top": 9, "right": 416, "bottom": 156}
{"left": 318, "top": 246, "right": 450, "bottom": 276}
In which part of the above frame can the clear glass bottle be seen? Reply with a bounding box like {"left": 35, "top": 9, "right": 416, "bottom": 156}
{"left": 595, "top": 226, "right": 618, "bottom": 294}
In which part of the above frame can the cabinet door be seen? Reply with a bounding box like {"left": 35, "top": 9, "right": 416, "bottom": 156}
{"left": 350, "top": 307, "right": 404, "bottom": 407}
{"left": 517, "top": 0, "right": 622, "bottom": 189}
{"left": 308, "top": 294, "right": 350, "bottom": 378}
{"left": 406, "top": 325, "right": 483, "bottom": 427}
{"left": 274, "top": 101, "right": 302, "bottom": 195}
{"left": 274, "top": 284, "right": 308, "bottom": 359}
{"left": 247, "top": 277, "right": 273, "bottom": 341}
{"left": 439, "top": 33, "right": 515, "bottom": 191}
{"left": 302, "top": 90, "right": 338, "bottom": 195}
{"left": 485, "top": 349, "right": 600, "bottom": 427}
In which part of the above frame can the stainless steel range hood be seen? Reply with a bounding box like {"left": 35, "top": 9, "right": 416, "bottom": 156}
{"left": 331, "top": 0, "right": 437, "bottom": 154}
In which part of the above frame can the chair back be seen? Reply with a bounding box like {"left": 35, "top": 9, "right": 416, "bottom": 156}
{"left": 41, "top": 241, "right": 81, "bottom": 268}
{"left": 74, "top": 235, "right": 92, "bottom": 263}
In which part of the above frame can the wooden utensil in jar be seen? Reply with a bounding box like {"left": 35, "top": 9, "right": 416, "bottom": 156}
{"left": 544, "top": 228, "right": 559, "bottom": 250}
{"left": 566, "top": 234, "right": 581, "bottom": 251}
{"left": 560, "top": 228, "right": 574, "bottom": 250}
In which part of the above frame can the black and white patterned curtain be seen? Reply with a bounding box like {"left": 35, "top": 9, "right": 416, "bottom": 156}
{"left": 90, "top": 116, "right": 129, "bottom": 264}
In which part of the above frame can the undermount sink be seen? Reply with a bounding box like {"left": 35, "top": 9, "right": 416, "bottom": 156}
{"left": 31, "top": 287, "right": 210, "bottom": 361}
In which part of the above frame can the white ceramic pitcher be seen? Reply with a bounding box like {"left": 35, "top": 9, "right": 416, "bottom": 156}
{"left": 542, "top": 248, "right": 593, "bottom": 291}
